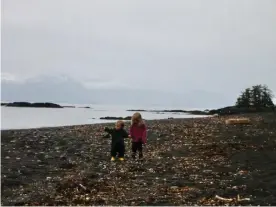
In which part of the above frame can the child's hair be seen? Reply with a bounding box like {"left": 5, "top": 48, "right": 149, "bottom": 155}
{"left": 115, "top": 120, "right": 125, "bottom": 128}
{"left": 131, "top": 112, "right": 143, "bottom": 126}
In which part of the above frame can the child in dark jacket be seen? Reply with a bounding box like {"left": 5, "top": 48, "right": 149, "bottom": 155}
{"left": 104, "top": 120, "right": 129, "bottom": 161}
{"left": 129, "top": 112, "right": 147, "bottom": 159}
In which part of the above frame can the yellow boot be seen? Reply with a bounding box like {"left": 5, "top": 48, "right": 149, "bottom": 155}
{"left": 111, "top": 157, "right": 115, "bottom": 161}
{"left": 119, "top": 157, "right": 124, "bottom": 161}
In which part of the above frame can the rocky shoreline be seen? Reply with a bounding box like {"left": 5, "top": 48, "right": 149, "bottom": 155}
{"left": 1, "top": 112, "right": 276, "bottom": 205}
{"left": 127, "top": 106, "right": 275, "bottom": 116}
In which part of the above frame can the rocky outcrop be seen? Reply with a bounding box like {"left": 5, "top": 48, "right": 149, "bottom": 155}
{"left": 53, "top": 105, "right": 91, "bottom": 109}
{"left": 100, "top": 116, "right": 132, "bottom": 120}
{"left": 186, "top": 110, "right": 209, "bottom": 115}
{"left": 208, "top": 106, "right": 275, "bottom": 116}
{"left": 4, "top": 102, "right": 63, "bottom": 108}
{"left": 126, "top": 109, "right": 209, "bottom": 115}
{"left": 127, "top": 106, "right": 275, "bottom": 116}
{"left": 62, "top": 106, "right": 76, "bottom": 108}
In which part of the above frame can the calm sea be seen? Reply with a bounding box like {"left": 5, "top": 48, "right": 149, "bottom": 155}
{"left": 1, "top": 104, "right": 208, "bottom": 130}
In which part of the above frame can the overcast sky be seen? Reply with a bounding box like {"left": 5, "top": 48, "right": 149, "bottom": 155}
{"left": 1, "top": 0, "right": 276, "bottom": 107}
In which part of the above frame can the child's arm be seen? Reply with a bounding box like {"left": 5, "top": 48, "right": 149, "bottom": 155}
{"left": 129, "top": 125, "right": 133, "bottom": 138}
{"left": 142, "top": 125, "right": 147, "bottom": 144}
{"left": 122, "top": 129, "right": 129, "bottom": 138}
{"left": 104, "top": 127, "right": 114, "bottom": 134}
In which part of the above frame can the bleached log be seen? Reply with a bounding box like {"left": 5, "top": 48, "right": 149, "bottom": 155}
{"left": 225, "top": 118, "right": 250, "bottom": 125}
{"left": 215, "top": 195, "right": 233, "bottom": 201}
{"left": 215, "top": 194, "right": 250, "bottom": 202}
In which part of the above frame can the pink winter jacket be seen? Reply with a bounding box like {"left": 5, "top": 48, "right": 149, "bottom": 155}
{"left": 130, "top": 123, "right": 147, "bottom": 144}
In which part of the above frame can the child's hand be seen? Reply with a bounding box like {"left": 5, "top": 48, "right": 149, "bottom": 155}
{"left": 103, "top": 127, "right": 109, "bottom": 132}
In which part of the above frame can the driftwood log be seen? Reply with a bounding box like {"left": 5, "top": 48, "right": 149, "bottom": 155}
{"left": 225, "top": 118, "right": 250, "bottom": 125}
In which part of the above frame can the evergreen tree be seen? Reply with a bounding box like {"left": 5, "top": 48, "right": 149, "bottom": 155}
{"left": 261, "top": 85, "right": 274, "bottom": 108}
{"left": 251, "top": 85, "right": 262, "bottom": 108}
{"left": 236, "top": 85, "right": 274, "bottom": 108}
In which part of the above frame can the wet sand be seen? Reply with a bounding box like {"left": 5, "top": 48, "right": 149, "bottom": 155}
{"left": 1, "top": 112, "right": 276, "bottom": 205}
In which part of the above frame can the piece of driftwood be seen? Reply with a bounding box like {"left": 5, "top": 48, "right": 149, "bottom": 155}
{"left": 237, "top": 194, "right": 251, "bottom": 201}
{"left": 215, "top": 195, "right": 233, "bottom": 202}
{"left": 225, "top": 118, "right": 250, "bottom": 125}
{"left": 79, "top": 184, "right": 87, "bottom": 190}
{"left": 215, "top": 194, "right": 250, "bottom": 202}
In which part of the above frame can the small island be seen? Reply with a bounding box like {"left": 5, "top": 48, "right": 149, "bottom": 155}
{"left": 78, "top": 106, "right": 91, "bottom": 109}
{"left": 62, "top": 106, "right": 76, "bottom": 108}
{"left": 1, "top": 102, "right": 63, "bottom": 108}
{"left": 100, "top": 116, "right": 132, "bottom": 120}
{"left": 1, "top": 102, "right": 94, "bottom": 109}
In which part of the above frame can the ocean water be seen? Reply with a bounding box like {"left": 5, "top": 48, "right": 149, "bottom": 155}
{"left": 1, "top": 104, "right": 209, "bottom": 130}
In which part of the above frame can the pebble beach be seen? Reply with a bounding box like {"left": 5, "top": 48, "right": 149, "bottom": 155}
{"left": 1, "top": 112, "right": 276, "bottom": 205}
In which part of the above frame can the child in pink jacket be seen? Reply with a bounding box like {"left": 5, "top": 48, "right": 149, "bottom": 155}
{"left": 129, "top": 112, "right": 147, "bottom": 159}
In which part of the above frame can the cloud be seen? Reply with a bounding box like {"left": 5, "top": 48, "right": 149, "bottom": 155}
{"left": 1, "top": 73, "right": 17, "bottom": 82}
{"left": 0, "top": 72, "right": 27, "bottom": 83}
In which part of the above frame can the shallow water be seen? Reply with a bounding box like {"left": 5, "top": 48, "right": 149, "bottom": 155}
{"left": 1, "top": 104, "right": 208, "bottom": 130}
